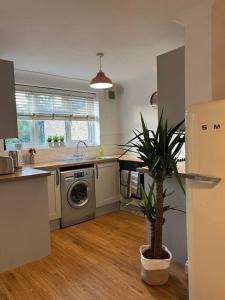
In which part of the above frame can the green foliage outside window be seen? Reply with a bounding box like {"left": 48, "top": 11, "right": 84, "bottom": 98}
{"left": 6, "top": 120, "right": 31, "bottom": 145}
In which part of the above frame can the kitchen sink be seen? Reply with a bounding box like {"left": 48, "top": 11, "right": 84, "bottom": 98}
{"left": 62, "top": 156, "right": 91, "bottom": 162}
{"left": 63, "top": 155, "right": 113, "bottom": 162}
{"left": 95, "top": 156, "right": 113, "bottom": 160}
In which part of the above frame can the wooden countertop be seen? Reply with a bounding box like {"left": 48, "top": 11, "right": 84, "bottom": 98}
{"left": 0, "top": 167, "right": 50, "bottom": 183}
{"left": 118, "top": 154, "right": 143, "bottom": 163}
{"left": 137, "top": 161, "right": 186, "bottom": 176}
{"left": 30, "top": 155, "right": 120, "bottom": 171}
{"left": 32, "top": 153, "right": 146, "bottom": 171}
{"left": 0, "top": 155, "right": 120, "bottom": 183}
{"left": 0, "top": 153, "right": 146, "bottom": 183}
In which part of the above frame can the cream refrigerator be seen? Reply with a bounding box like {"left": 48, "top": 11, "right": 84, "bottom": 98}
{"left": 186, "top": 100, "right": 225, "bottom": 300}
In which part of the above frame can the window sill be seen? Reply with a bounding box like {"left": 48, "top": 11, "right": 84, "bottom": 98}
{"left": 17, "top": 144, "right": 100, "bottom": 151}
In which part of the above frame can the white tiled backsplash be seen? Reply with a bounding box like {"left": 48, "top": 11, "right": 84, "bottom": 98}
{"left": 0, "top": 138, "right": 121, "bottom": 165}
{"left": 25, "top": 145, "right": 120, "bottom": 164}
{"left": 0, "top": 138, "right": 185, "bottom": 165}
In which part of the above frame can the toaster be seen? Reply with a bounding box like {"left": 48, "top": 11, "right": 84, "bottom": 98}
{"left": 0, "top": 156, "right": 15, "bottom": 175}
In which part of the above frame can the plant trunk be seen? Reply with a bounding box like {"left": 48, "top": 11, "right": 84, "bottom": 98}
{"left": 154, "top": 179, "right": 164, "bottom": 258}
{"left": 150, "top": 221, "right": 155, "bottom": 253}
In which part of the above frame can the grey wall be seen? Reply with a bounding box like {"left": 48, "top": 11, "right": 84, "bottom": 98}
{"left": 157, "top": 47, "right": 185, "bottom": 127}
{"left": 0, "top": 176, "right": 50, "bottom": 272}
{"left": 142, "top": 47, "right": 187, "bottom": 264}
{"left": 0, "top": 59, "right": 17, "bottom": 139}
{"left": 163, "top": 177, "right": 187, "bottom": 264}
{"left": 145, "top": 174, "right": 187, "bottom": 265}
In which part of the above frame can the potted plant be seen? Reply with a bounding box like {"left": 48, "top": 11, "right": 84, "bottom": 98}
{"left": 53, "top": 135, "right": 59, "bottom": 147}
{"left": 59, "top": 135, "right": 65, "bottom": 147}
{"left": 28, "top": 148, "right": 37, "bottom": 164}
{"left": 121, "top": 113, "right": 185, "bottom": 285}
{"left": 47, "top": 135, "right": 53, "bottom": 147}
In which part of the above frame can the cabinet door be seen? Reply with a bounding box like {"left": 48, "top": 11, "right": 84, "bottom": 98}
{"left": 47, "top": 170, "right": 61, "bottom": 220}
{"left": 95, "top": 162, "right": 120, "bottom": 208}
{"left": 0, "top": 59, "right": 17, "bottom": 138}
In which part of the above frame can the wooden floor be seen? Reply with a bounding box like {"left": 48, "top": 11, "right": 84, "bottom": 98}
{"left": 0, "top": 211, "right": 188, "bottom": 300}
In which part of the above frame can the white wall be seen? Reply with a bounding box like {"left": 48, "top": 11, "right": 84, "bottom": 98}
{"left": 1, "top": 68, "right": 159, "bottom": 161}
{"left": 181, "top": 1, "right": 213, "bottom": 106}
{"left": 181, "top": 0, "right": 225, "bottom": 105}
{"left": 118, "top": 70, "right": 158, "bottom": 146}
{"left": 3, "top": 70, "right": 121, "bottom": 162}
{"left": 211, "top": 0, "right": 225, "bottom": 100}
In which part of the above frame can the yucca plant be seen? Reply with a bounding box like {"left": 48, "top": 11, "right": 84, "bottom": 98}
{"left": 121, "top": 113, "right": 185, "bottom": 259}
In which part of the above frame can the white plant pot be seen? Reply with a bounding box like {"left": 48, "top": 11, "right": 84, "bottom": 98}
{"left": 48, "top": 142, "right": 53, "bottom": 148}
{"left": 54, "top": 142, "right": 59, "bottom": 147}
{"left": 60, "top": 141, "right": 65, "bottom": 147}
{"left": 139, "top": 245, "right": 172, "bottom": 285}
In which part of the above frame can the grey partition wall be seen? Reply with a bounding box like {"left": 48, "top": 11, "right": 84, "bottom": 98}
{"left": 0, "top": 59, "right": 17, "bottom": 138}
{"left": 157, "top": 47, "right": 185, "bottom": 127}
{"left": 156, "top": 47, "right": 186, "bottom": 264}
{"left": 145, "top": 174, "right": 187, "bottom": 265}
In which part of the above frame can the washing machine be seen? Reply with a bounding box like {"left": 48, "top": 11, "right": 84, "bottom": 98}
{"left": 60, "top": 167, "right": 96, "bottom": 228}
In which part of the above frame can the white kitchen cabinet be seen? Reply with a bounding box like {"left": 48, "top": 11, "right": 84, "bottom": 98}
{"left": 95, "top": 161, "right": 120, "bottom": 208}
{"left": 47, "top": 169, "right": 61, "bottom": 220}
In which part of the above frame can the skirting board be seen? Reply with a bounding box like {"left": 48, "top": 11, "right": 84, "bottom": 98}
{"left": 50, "top": 202, "right": 120, "bottom": 231}
{"left": 96, "top": 202, "right": 120, "bottom": 217}
{"left": 50, "top": 219, "right": 60, "bottom": 231}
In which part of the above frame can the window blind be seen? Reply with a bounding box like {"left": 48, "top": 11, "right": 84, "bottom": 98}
{"left": 15, "top": 84, "right": 99, "bottom": 121}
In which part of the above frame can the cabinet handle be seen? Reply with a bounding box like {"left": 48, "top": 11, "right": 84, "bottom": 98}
{"left": 96, "top": 165, "right": 98, "bottom": 179}
{"left": 56, "top": 170, "right": 60, "bottom": 186}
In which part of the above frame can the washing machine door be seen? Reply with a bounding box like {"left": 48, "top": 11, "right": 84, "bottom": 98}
{"left": 67, "top": 180, "right": 90, "bottom": 208}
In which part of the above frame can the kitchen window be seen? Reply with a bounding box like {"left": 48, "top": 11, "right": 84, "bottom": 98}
{"left": 6, "top": 85, "right": 100, "bottom": 149}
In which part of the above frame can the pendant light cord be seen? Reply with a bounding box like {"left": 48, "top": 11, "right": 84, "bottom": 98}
{"left": 90, "top": 52, "right": 113, "bottom": 89}
{"left": 97, "top": 52, "right": 104, "bottom": 71}
{"left": 99, "top": 55, "right": 102, "bottom": 71}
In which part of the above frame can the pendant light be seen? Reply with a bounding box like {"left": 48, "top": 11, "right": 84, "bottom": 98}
{"left": 90, "top": 53, "right": 113, "bottom": 89}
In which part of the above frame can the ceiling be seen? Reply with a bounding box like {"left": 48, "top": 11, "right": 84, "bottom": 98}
{"left": 0, "top": 0, "right": 203, "bottom": 82}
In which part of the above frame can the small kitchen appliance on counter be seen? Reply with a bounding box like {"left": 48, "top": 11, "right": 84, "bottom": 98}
{"left": 0, "top": 156, "right": 14, "bottom": 175}
{"left": 9, "top": 150, "right": 23, "bottom": 169}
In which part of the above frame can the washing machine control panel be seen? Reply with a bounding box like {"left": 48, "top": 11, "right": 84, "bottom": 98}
{"left": 61, "top": 168, "right": 94, "bottom": 180}
{"left": 74, "top": 172, "right": 85, "bottom": 178}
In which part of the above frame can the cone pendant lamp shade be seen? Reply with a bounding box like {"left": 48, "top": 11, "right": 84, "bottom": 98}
{"left": 90, "top": 70, "right": 113, "bottom": 89}
{"left": 90, "top": 53, "right": 113, "bottom": 89}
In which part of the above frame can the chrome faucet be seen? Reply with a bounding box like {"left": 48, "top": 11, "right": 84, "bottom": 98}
{"left": 76, "top": 140, "right": 88, "bottom": 156}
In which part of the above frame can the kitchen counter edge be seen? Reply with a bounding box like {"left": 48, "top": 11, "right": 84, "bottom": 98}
{"left": 137, "top": 161, "right": 186, "bottom": 176}
{"left": 0, "top": 154, "right": 145, "bottom": 183}
{"left": 0, "top": 167, "right": 50, "bottom": 183}
{"left": 30, "top": 155, "right": 120, "bottom": 171}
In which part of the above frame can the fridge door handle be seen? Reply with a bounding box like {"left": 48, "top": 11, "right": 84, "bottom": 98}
{"left": 184, "top": 173, "right": 221, "bottom": 183}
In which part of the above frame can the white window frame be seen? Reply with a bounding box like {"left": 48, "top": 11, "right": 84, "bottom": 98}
{"left": 6, "top": 85, "right": 100, "bottom": 149}
{"left": 65, "top": 120, "right": 97, "bottom": 145}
